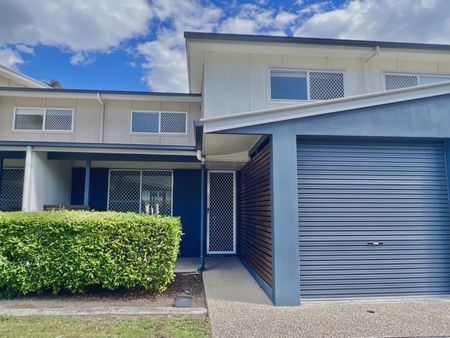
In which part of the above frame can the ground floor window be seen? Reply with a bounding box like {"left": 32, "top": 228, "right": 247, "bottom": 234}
{"left": 0, "top": 168, "right": 24, "bottom": 211}
{"left": 107, "top": 170, "right": 173, "bottom": 215}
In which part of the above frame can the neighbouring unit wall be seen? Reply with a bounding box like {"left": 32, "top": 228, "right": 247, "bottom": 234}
{"left": 0, "top": 96, "right": 201, "bottom": 146}
{"left": 238, "top": 142, "right": 272, "bottom": 287}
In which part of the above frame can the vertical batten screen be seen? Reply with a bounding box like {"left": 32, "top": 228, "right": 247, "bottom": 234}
{"left": 108, "top": 170, "right": 173, "bottom": 215}
{"left": 238, "top": 143, "right": 272, "bottom": 286}
{"left": 0, "top": 168, "right": 24, "bottom": 211}
{"left": 207, "top": 171, "right": 236, "bottom": 254}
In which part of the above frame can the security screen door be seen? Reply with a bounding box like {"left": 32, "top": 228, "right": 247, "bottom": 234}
{"left": 207, "top": 171, "right": 236, "bottom": 254}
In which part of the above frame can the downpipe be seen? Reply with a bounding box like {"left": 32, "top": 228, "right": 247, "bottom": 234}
{"left": 96, "top": 92, "right": 105, "bottom": 143}
{"left": 197, "top": 150, "right": 206, "bottom": 272}
{"left": 363, "top": 46, "right": 380, "bottom": 93}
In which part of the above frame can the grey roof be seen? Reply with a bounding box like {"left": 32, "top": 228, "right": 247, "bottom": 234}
{"left": 184, "top": 32, "right": 450, "bottom": 52}
{"left": 0, "top": 86, "right": 201, "bottom": 97}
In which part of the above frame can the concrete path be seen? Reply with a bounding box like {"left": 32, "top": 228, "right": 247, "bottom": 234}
{"left": 0, "top": 306, "right": 207, "bottom": 316}
{"left": 175, "top": 257, "right": 199, "bottom": 273}
{"left": 203, "top": 257, "right": 450, "bottom": 338}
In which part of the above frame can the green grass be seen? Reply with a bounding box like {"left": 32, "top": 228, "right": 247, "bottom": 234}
{"left": 0, "top": 315, "right": 210, "bottom": 338}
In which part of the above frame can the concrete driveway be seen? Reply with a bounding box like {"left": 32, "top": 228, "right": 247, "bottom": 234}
{"left": 203, "top": 257, "right": 450, "bottom": 338}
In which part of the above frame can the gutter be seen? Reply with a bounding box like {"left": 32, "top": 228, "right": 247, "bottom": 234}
{"left": 363, "top": 46, "right": 380, "bottom": 93}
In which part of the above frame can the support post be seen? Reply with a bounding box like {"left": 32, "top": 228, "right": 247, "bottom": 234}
{"left": 198, "top": 164, "right": 206, "bottom": 272}
{"left": 83, "top": 160, "right": 91, "bottom": 207}
{"left": 22, "top": 146, "right": 33, "bottom": 212}
{"left": 270, "top": 131, "right": 300, "bottom": 306}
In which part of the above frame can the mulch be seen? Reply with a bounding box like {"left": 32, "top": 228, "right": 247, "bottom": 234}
{"left": 0, "top": 273, "right": 206, "bottom": 309}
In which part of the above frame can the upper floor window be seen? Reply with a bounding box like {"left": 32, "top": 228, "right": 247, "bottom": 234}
{"left": 384, "top": 72, "right": 450, "bottom": 91}
{"left": 14, "top": 107, "right": 73, "bottom": 131}
{"left": 270, "top": 68, "right": 345, "bottom": 101}
{"left": 131, "top": 111, "right": 187, "bottom": 134}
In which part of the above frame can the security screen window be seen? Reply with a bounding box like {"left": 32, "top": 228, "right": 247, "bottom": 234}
{"left": 270, "top": 69, "right": 308, "bottom": 100}
{"left": 14, "top": 108, "right": 45, "bottom": 130}
{"left": 131, "top": 111, "right": 159, "bottom": 133}
{"left": 385, "top": 73, "right": 450, "bottom": 90}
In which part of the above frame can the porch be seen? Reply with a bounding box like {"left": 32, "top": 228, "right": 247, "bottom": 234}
{"left": 0, "top": 137, "right": 275, "bottom": 294}
{"left": 0, "top": 144, "right": 203, "bottom": 258}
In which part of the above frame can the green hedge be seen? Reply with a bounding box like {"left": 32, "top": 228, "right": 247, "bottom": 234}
{"left": 0, "top": 211, "right": 182, "bottom": 297}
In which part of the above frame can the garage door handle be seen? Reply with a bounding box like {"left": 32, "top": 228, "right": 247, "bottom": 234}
{"left": 367, "top": 242, "right": 384, "bottom": 246}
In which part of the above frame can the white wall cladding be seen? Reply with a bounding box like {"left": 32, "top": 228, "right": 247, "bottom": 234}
{"left": 297, "top": 141, "right": 450, "bottom": 299}
{"left": 0, "top": 97, "right": 200, "bottom": 146}
{"left": 203, "top": 50, "right": 450, "bottom": 118}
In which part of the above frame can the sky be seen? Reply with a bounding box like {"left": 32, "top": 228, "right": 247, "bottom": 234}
{"left": 0, "top": 0, "right": 449, "bottom": 93}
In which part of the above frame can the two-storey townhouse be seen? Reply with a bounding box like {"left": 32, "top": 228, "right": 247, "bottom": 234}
{"left": 2, "top": 32, "right": 450, "bottom": 306}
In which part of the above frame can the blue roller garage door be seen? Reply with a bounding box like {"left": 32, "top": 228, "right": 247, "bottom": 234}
{"left": 297, "top": 141, "right": 450, "bottom": 299}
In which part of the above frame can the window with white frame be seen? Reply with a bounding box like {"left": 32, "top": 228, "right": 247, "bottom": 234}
{"left": 107, "top": 170, "right": 173, "bottom": 215}
{"left": 131, "top": 111, "right": 187, "bottom": 134}
{"left": 270, "top": 68, "right": 345, "bottom": 101}
{"left": 384, "top": 72, "right": 450, "bottom": 91}
{"left": 14, "top": 107, "right": 73, "bottom": 131}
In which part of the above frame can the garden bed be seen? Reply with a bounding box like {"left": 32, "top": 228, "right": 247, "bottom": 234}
{"left": 0, "top": 273, "right": 205, "bottom": 309}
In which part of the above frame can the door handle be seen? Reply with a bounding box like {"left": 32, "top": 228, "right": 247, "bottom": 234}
{"left": 367, "top": 242, "right": 384, "bottom": 246}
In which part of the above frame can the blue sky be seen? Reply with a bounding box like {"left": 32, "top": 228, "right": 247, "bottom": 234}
{"left": 0, "top": 0, "right": 448, "bottom": 92}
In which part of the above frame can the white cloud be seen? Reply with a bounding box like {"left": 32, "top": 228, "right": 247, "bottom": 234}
{"left": 295, "top": 0, "right": 450, "bottom": 44}
{"left": 0, "top": 0, "right": 152, "bottom": 50}
{"left": 137, "top": 0, "right": 222, "bottom": 92}
{"left": 69, "top": 52, "right": 95, "bottom": 66}
{"left": 139, "top": 1, "right": 300, "bottom": 92}
{"left": 15, "top": 44, "right": 34, "bottom": 54}
{"left": 3, "top": 0, "right": 450, "bottom": 93}
{"left": 0, "top": 47, "right": 23, "bottom": 68}
{"left": 219, "top": 4, "right": 296, "bottom": 35}
{"left": 0, "top": 0, "right": 152, "bottom": 67}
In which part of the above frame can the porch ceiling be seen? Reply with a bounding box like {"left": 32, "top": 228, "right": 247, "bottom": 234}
{"left": 203, "top": 133, "right": 260, "bottom": 163}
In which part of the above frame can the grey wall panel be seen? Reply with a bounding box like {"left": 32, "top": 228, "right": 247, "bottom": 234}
{"left": 297, "top": 141, "right": 450, "bottom": 299}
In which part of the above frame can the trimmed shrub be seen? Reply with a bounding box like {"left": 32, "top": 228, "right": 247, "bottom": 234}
{"left": 0, "top": 211, "right": 182, "bottom": 297}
